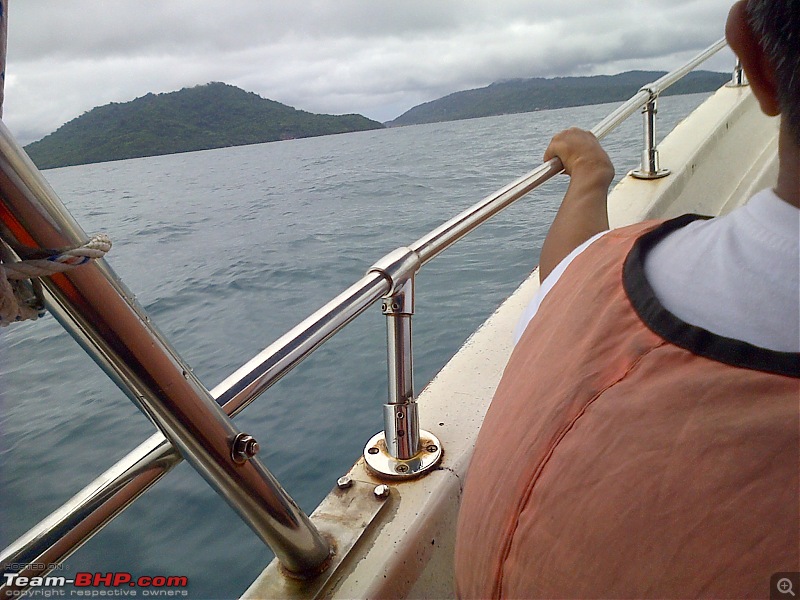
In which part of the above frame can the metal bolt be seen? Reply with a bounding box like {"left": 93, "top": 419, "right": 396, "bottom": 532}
{"left": 426, "top": 444, "right": 438, "bottom": 453}
{"left": 337, "top": 475, "right": 353, "bottom": 489}
{"left": 231, "top": 433, "right": 260, "bottom": 464}
{"left": 374, "top": 484, "right": 390, "bottom": 499}
{"left": 368, "top": 447, "right": 379, "bottom": 455}
{"left": 395, "top": 464, "right": 409, "bottom": 474}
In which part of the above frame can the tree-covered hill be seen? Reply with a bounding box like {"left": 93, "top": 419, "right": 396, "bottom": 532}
{"left": 387, "top": 70, "right": 730, "bottom": 126}
{"left": 24, "top": 83, "right": 384, "bottom": 169}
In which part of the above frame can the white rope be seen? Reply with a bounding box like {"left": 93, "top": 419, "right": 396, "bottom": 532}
{"left": 0, "top": 234, "right": 111, "bottom": 327}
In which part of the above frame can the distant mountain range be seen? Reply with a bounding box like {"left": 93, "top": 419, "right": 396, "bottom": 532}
{"left": 24, "top": 83, "right": 384, "bottom": 169}
{"left": 386, "top": 70, "right": 730, "bottom": 126}
{"left": 24, "top": 71, "right": 731, "bottom": 169}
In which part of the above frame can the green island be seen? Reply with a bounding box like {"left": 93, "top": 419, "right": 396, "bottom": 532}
{"left": 386, "top": 70, "right": 730, "bottom": 126}
{"left": 24, "top": 71, "right": 730, "bottom": 169}
{"left": 24, "top": 83, "right": 384, "bottom": 169}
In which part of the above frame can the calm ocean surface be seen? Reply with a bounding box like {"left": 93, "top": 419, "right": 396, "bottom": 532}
{"left": 1, "top": 94, "right": 709, "bottom": 598}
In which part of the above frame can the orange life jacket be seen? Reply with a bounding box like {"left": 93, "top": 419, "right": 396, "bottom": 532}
{"left": 455, "top": 216, "right": 800, "bottom": 599}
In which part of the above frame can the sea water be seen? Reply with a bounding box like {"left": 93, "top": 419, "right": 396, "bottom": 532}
{"left": 0, "top": 94, "right": 710, "bottom": 599}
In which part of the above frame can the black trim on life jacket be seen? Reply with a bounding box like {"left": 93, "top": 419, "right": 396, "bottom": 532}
{"left": 623, "top": 214, "right": 800, "bottom": 378}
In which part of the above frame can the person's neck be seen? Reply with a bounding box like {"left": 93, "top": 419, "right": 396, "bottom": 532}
{"left": 775, "top": 125, "right": 799, "bottom": 208}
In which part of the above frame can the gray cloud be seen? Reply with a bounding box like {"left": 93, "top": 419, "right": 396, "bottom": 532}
{"left": 3, "top": 1, "right": 736, "bottom": 144}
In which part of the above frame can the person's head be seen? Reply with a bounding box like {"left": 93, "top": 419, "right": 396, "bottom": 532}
{"left": 727, "top": 0, "right": 800, "bottom": 146}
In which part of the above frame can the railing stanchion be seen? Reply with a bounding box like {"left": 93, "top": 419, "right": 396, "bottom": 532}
{"left": 382, "top": 277, "right": 420, "bottom": 460}
{"left": 632, "top": 91, "right": 671, "bottom": 180}
{"left": 364, "top": 248, "right": 442, "bottom": 478}
{"left": 728, "top": 58, "right": 748, "bottom": 88}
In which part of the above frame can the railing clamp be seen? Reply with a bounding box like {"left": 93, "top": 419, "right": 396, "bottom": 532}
{"left": 367, "top": 246, "right": 421, "bottom": 296}
{"left": 364, "top": 247, "right": 442, "bottom": 479}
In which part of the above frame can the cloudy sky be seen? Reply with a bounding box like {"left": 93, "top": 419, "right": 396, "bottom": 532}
{"left": 2, "top": 1, "right": 736, "bottom": 145}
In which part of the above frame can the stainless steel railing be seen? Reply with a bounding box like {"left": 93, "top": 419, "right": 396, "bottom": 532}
{"left": 1, "top": 37, "right": 731, "bottom": 591}
{"left": 0, "top": 116, "right": 332, "bottom": 582}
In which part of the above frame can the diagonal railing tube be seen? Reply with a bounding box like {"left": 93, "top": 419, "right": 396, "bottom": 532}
{"left": 2, "top": 37, "right": 730, "bottom": 591}
{"left": 0, "top": 120, "right": 332, "bottom": 586}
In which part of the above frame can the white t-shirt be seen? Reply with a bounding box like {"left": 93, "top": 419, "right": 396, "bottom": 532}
{"left": 515, "top": 189, "right": 800, "bottom": 353}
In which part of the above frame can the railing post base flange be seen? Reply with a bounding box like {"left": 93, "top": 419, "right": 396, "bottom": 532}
{"left": 363, "top": 430, "right": 442, "bottom": 480}
{"left": 630, "top": 167, "right": 671, "bottom": 180}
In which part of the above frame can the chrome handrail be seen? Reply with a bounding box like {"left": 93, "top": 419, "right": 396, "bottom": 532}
{"left": 1, "top": 37, "right": 730, "bottom": 590}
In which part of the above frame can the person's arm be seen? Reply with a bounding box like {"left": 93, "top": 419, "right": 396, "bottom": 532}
{"left": 538, "top": 128, "right": 614, "bottom": 282}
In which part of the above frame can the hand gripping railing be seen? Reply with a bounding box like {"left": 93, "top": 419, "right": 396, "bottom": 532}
{"left": 1, "top": 37, "right": 730, "bottom": 591}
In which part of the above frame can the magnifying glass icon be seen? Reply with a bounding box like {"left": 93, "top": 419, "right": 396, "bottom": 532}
{"left": 778, "top": 578, "right": 796, "bottom": 597}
